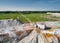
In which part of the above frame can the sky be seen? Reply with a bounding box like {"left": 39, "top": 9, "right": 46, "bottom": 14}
{"left": 0, "top": 0, "right": 60, "bottom": 11}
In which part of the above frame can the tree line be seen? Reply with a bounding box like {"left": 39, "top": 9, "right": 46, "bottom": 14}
{"left": 0, "top": 11, "right": 60, "bottom": 14}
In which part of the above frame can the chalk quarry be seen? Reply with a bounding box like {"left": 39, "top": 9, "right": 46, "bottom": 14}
{"left": 0, "top": 19, "right": 60, "bottom": 43}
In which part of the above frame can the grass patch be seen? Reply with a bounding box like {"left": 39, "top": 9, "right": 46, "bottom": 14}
{"left": 0, "top": 13, "right": 55, "bottom": 23}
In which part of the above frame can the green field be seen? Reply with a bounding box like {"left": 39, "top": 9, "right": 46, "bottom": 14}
{"left": 0, "top": 13, "right": 58, "bottom": 23}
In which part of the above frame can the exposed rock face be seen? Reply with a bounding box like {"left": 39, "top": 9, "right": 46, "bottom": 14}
{"left": 18, "top": 30, "right": 45, "bottom": 43}
{"left": 0, "top": 19, "right": 23, "bottom": 43}
{"left": 0, "top": 19, "right": 23, "bottom": 28}
{"left": 47, "top": 13, "right": 60, "bottom": 17}
{"left": 18, "top": 29, "right": 59, "bottom": 43}
{"left": 0, "top": 19, "right": 60, "bottom": 43}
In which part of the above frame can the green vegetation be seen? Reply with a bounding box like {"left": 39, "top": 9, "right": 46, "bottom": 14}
{"left": 0, "top": 13, "right": 53, "bottom": 23}
{"left": 22, "top": 13, "right": 52, "bottom": 22}
{"left": 0, "top": 11, "right": 60, "bottom": 23}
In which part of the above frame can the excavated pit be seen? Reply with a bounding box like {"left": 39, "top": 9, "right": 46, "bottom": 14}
{"left": 0, "top": 19, "right": 60, "bottom": 43}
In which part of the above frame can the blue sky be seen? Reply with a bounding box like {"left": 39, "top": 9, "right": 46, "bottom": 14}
{"left": 0, "top": 0, "right": 60, "bottom": 11}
